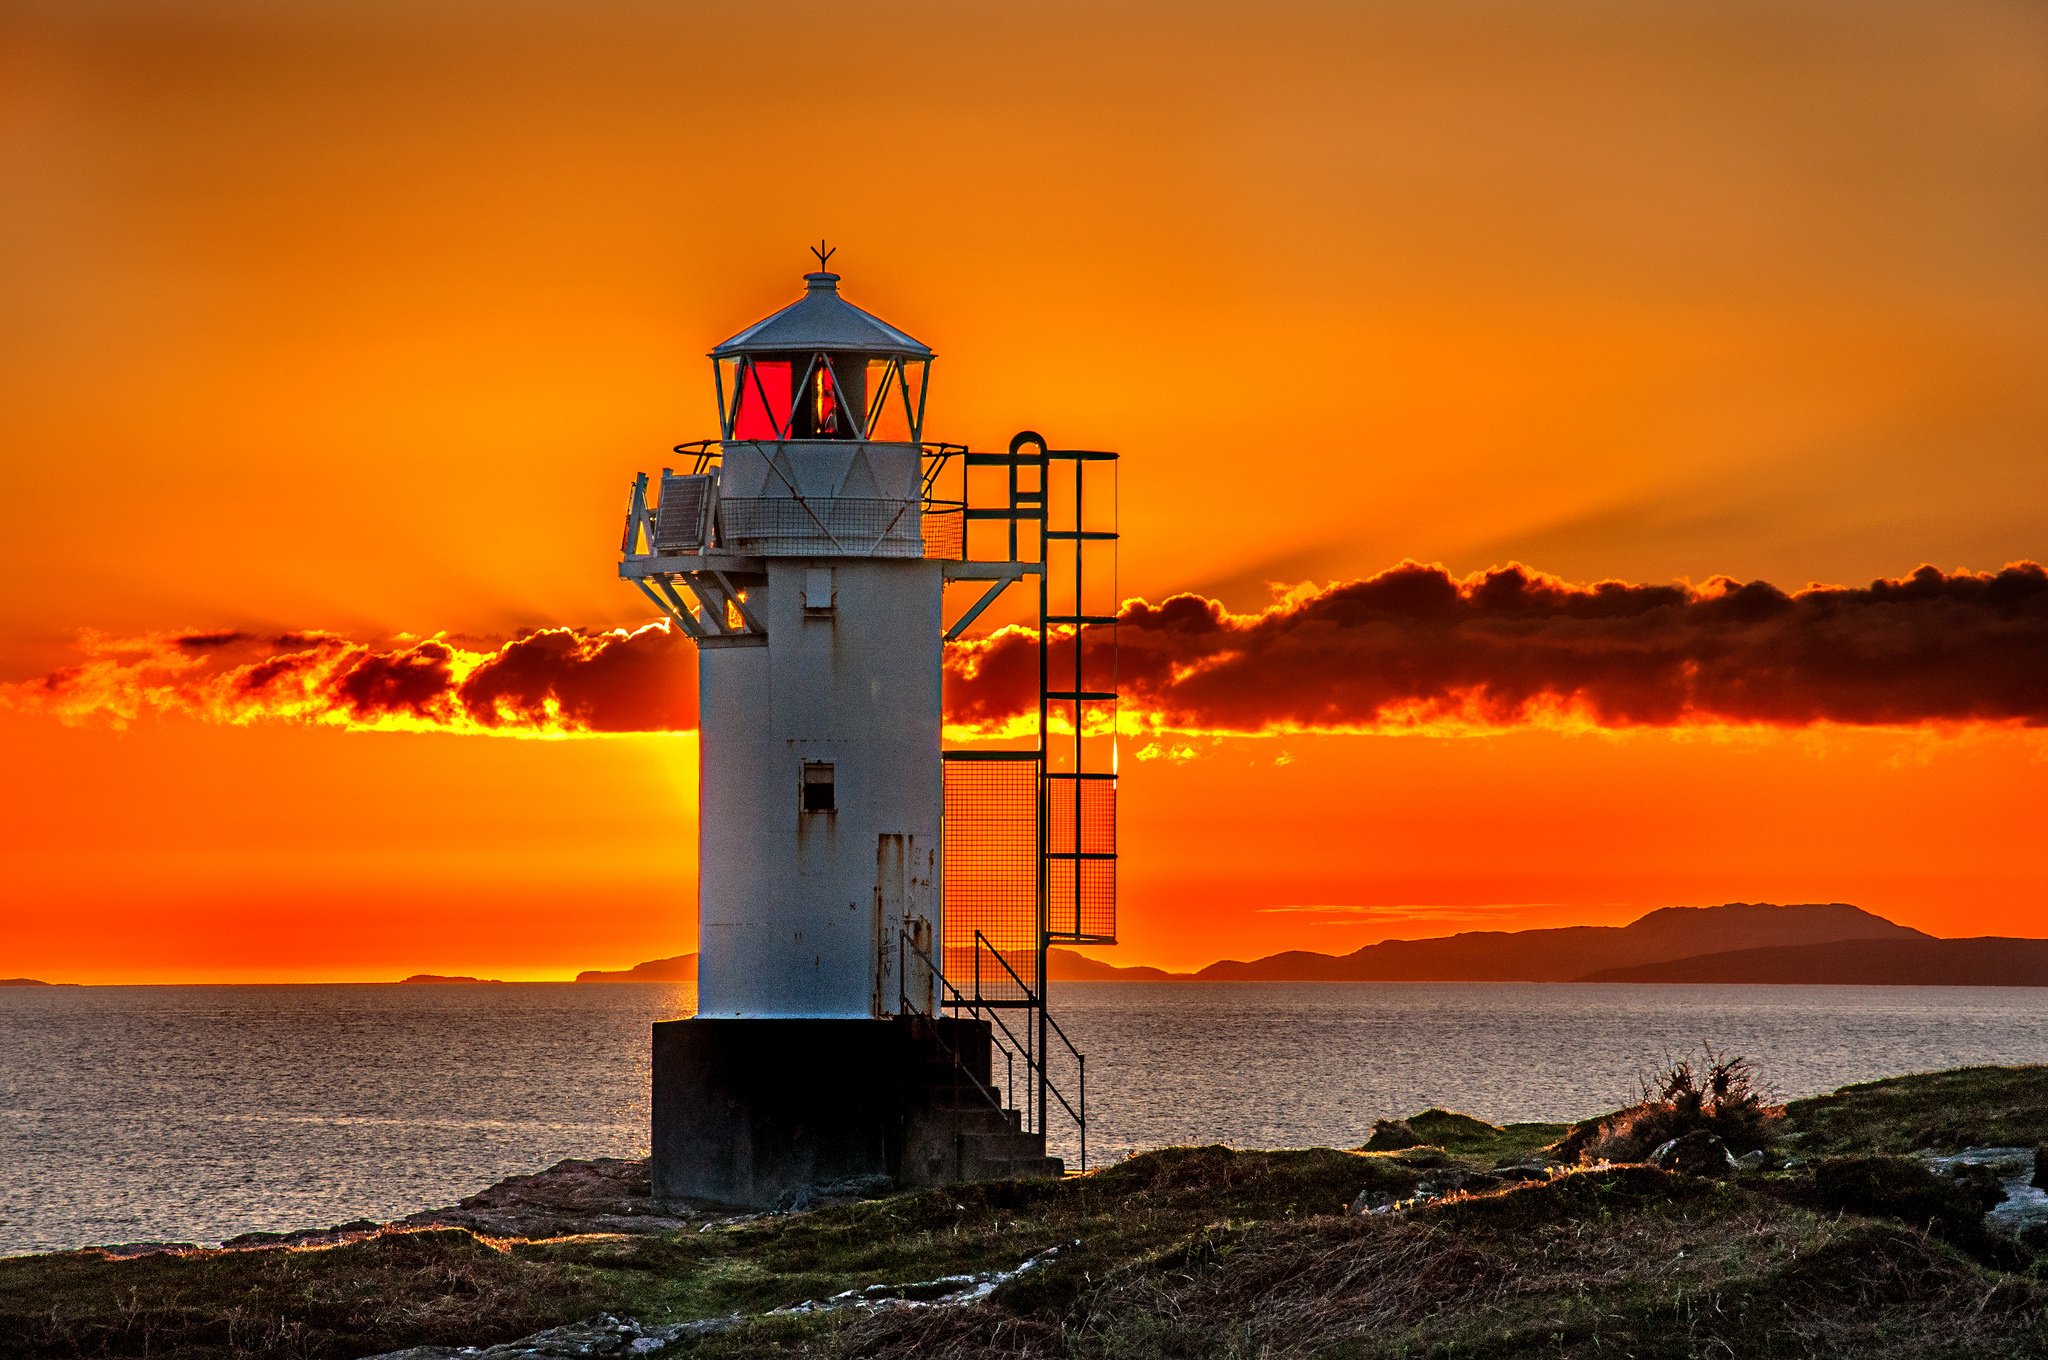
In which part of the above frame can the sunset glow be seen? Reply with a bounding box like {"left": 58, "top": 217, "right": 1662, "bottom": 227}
{"left": 5, "top": 0, "right": 2047, "bottom": 983}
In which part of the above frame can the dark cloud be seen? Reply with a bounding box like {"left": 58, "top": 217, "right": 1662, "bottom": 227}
{"left": 945, "top": 561, "right": 2048, "bottom": 732}
{"left": 171, "top": 630, "right": 248, "bottom": 651}
{"left": 459, "top": 626, "right": 697, "bottom": 732}
{"left": 7, "top": 623, "right": 697, "bottom": 735}
{"left": 14, "top": 562, "right": 2047, "bottom": 737}
{"left": 331, "top": 641, "right": 460, "bottom": 721}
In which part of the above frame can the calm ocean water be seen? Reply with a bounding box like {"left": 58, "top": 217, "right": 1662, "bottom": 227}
{"left": 3, "top": 980, "right": 2044, "bottom": 1256}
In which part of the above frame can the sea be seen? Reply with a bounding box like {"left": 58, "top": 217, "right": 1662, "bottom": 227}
{"left": 3, "top": 980, "right": 2045, "bottom": 1256}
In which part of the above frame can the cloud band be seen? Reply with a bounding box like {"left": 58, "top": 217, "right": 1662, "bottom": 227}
{"left": 9, "top": 560, "right": 2045, "bottom": 737}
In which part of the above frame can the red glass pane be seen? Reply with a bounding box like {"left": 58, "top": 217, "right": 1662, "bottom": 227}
{"left": 733, "top": 360, "right": 792, "bottom": 439}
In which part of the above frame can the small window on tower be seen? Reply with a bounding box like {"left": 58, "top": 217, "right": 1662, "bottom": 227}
{"left": 803, "top": 567, "right": 835, "bottom": 614}
{"left": 802, "top": 761, "right": 836, "bottom": 813}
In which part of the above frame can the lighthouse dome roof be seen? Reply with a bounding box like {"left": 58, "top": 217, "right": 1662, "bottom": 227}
{"left": 710, "top": 272, "right": 932, "bottom": 360}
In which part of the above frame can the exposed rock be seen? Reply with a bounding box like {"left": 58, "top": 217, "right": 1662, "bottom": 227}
{"left": 1651, "top": 1131, "right": 1736, "bottom": 1177}
{"left": 2033, "top": 1144, "right": 2048, "bottom": 1192}
{"left": 398, "top": 1158, "right": 700, "bottom": 1239}
{"left": 1492, "top": 1163, "right": 1553, "bottom": 1183}
{"left": 223, "top": 1218, "right": 379, "bottom": 1248}
{"left": 361, "top": 1312, "right": 726, "bottom": 1359}
{"left": 360, "top": 1248, "right": 1069, "bottom": 1359}
{"left": 1946, "top": 1161, "right": 2008, "bottom": 1206}
{"left": 87, "top": 1241, "right": 202, "bottom": 1258}
{"left": 1921, "top": 1147, "right": 2048, "bottom": 1240}
{"left": 775, "top": 1173, "right": 895, "bottom": 1212}
{"left": 93, "top": 1158, "right": 702, "bottom": 1257}
{"left": 1733, "top": 1149, "right": 1768, "bottom": 1171}
{"left": 1352, "top": 1162, "right": 1533, "bottom": 1215}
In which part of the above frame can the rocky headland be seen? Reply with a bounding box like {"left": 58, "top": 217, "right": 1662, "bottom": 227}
{"left": 7, "top": 1064, "right": 2048, "bottom": 1359}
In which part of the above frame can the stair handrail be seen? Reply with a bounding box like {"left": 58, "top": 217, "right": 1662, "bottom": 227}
{"left": 972, "top": 930, "right": 1087, "bottom": 1168}
{"left": 897, "top": 927, "right": 1009, "bottom": 1118}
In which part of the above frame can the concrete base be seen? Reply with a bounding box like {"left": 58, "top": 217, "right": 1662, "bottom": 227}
{"left": 651, "top": 1015, "right": 1059, "bottom": 1208}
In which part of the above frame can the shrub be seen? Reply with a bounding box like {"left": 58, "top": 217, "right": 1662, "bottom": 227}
{"left": 1574, "top": 1047, "right": 1781, "bottom": 1163}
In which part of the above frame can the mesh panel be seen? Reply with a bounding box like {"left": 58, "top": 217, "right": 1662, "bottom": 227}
{"left": 943, "top": 756, "right": 1040, "bottom": 1003}
{"left": 1047, "top": 775, "right": 1116, "bottom": 942}
{"left": 717, "top": 496, "right": 923, "bottom": 557}
{"left": 653, "top": 474, "right": 714, "bottom": 553}
{"left": 920, "top": 506, "right": 965, "bottom": 560}
{"left": 1047, "top": 776, "right": 1115, "bottom": 854}
{"left": 1048, "top": 858, "right": 1117, "bottom": 943}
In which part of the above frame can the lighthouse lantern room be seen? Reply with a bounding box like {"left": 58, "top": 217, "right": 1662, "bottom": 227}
{"left": 618, "top": 256, "right": 1120, "bottom": 1206}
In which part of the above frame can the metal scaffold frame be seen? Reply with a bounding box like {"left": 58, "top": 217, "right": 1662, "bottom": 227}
{"left": 940, "top": 430, "right": 1119, "bottom": 1166}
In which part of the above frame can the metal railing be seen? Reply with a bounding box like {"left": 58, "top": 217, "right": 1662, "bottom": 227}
{"left": 969, "top": 930, "right": 1086, "bottom": 1172}
{"left": 899, "top": 926, "right": 1088, "bottom": 1172}
{"left": 671, "top": 438, "right": 968, "bottom": 474}
{"left": 898, "top": 929, "right": 1008, "bottom": 1117}
{"left": 622, "top": 439, "right": 970, "bottom": 562}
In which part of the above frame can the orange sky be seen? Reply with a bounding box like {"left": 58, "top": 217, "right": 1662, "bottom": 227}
{"left": 4, "top": 1, "right": 2046, "bottom": 981}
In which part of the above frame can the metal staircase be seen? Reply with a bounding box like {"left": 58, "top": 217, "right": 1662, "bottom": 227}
{"left": 935, "top": 431, "right": 1119, "bottom": 1172}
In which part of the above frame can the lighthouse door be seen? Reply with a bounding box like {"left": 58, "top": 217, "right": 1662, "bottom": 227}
{"left": 875, "top": 833, "right": 934, "bottom": 1016}
{"left": 875, "top": 833, "right": 905, "bottom": 1015}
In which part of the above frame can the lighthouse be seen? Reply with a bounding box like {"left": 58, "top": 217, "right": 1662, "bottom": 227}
{"left": 619, "top": 255, "right": 1120, "bottom": 1206}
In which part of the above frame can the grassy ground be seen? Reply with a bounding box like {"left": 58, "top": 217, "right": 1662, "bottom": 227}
{"left": 5, "top": 1065, "right": 2045, "bottom": 1360}
{"left": 1782, "top": 1065, "right": 2048, "bottom": 1156}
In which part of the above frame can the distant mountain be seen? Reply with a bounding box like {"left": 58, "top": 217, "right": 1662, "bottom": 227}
{"left": 1048, "top": 948, "right": 1191, "bottom": 981}
{"left": 0, "top": 978, "right": 63, "bottom": 987}
{"left": 577, "top": 954, "right": 698, "bottom": 983}
{"left": 1582, "top": 937, "right": 2048, "bottom": 986}
{"left": 570, "top": 904, "right": 2030, "bottom": 991}
{"left": 398, "top": 974, "right": 505, "bottom": 984}
{"left": 1195, "top": 903, "right": 1924, "bottom": 982}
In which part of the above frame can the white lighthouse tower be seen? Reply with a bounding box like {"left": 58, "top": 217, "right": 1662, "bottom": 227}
{"left": 619, "top": 255, "right": 1120, "bottom": 1205}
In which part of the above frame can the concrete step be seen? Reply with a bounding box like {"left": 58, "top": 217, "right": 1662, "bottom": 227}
{"left": 956, "top": 1128, "right": 1054, "bottom": 1181}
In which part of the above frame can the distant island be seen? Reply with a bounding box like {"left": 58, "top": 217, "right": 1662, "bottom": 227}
{"left": 1583, "top": 936, "right": 2048, "bottom": 986}
{"left": 1046, "top": 950, "right": 1188, "bottom": 982}
{"left": 1187, "top": 903, "right": 1923, "bottom": 982}
{"left": 398, "top": 974, "right": 507, "bottom": 985}
{"left": 0, "top": 978, "right": 75, "bottom": 987}
{"left": 575, "top": 951, "right": 1119, "bottom": 984}
{"left": 577, "top": 903, "right": 2048, "bottom": 989}
{"left": 576, "top": 955, "right": 697, "bottom": 983}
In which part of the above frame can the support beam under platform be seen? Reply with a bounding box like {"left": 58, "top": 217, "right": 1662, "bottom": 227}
{"left": 651, "top": 1016, "right": 1062, "bottom": 1208}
